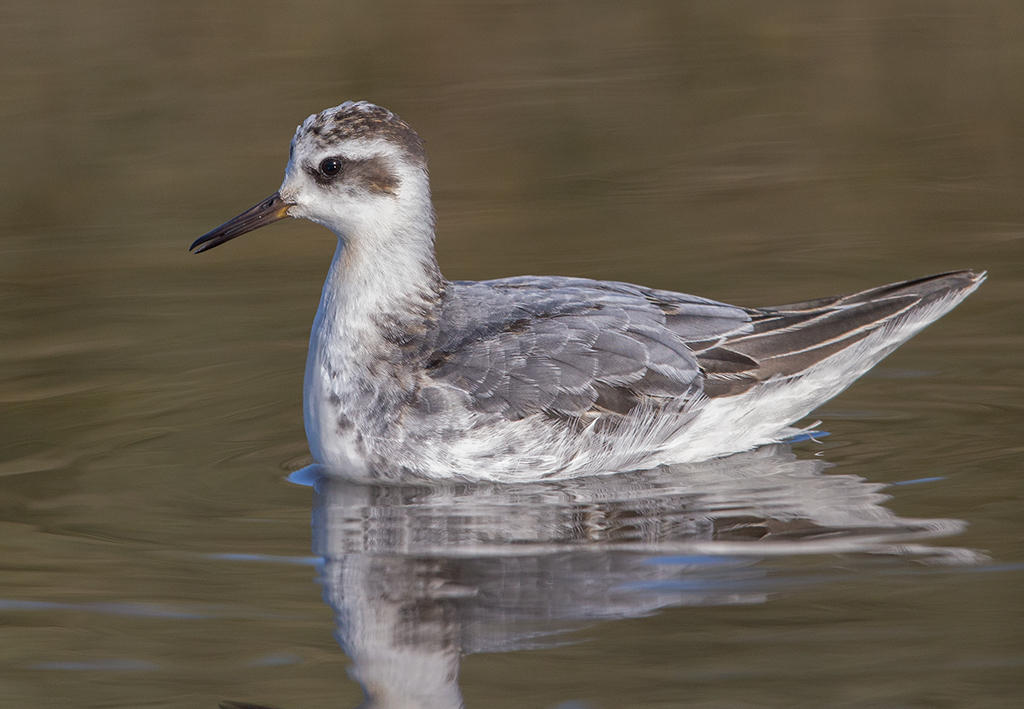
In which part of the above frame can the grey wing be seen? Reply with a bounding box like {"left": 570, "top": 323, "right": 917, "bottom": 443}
{"left": 684, "top": 270, "right": 985, "bottom": 397}
{"left": 425, "top": 277, "right": 752, "bottom": 420}
{"left": 424, "top": 270, "right": 983, "bottom": 417}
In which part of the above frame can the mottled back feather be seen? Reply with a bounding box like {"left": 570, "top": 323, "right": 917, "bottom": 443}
{"left": 423, "top": 271, "right": 981, "bottom": 418}
{"left": 425, "top": 277, "right": 749, "bottom": 420}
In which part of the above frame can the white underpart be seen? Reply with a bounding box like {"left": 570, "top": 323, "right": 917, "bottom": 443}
{"left": 660, "top": 282, "right": 982, "bottom": 467}
{"left": 399, "top": 281, "right": 981, "bottom": 482}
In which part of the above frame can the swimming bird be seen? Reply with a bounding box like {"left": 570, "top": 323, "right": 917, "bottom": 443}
{"left": 190, "top": 101, "right": 984, "bottom": 482}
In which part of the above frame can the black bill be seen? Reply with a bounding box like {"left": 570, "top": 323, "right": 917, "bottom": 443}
{"left": 190, "top": 192, "right": 292, "bottom": 253}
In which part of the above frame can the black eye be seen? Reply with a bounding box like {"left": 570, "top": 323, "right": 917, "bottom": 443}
{"left": 319, "top": 157, "right": 343, "bottom": 177}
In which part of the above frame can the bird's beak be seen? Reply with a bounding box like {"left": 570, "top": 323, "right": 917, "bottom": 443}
{"left": 189, "top": 192, "right": 292, "bottom": 253}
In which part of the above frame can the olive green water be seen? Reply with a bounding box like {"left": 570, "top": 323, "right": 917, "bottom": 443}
{"left": 2, "top": 3, "right": 1023, "bottom": 707}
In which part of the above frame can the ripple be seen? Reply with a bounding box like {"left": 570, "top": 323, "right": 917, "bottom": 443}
{"left": 300, "top": 444, "right": 984, "bottom": 708}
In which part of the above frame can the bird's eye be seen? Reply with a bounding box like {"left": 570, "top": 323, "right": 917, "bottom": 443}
{"left": 319, "top": 157, "right": 343, "bottom": 177}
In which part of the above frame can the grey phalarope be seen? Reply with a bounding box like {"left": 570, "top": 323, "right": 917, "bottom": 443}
{"left": 191, "top": 101, "right": 985, "bottom": 482}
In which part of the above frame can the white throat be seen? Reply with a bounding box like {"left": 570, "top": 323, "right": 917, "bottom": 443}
{"left": 302, "top": 175, "right": 444, "bottom": 468}
{"left": 315, "top": 205, "right": 441, "bottom": 342}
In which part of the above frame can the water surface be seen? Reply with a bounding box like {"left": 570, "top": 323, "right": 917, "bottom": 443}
{"left": 2, "top": 3, "right": 1023, "bottom": 707}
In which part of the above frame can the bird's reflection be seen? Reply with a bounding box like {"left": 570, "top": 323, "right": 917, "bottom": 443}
{"left": 297, "top": 445, "right": 979, "bottom": 709}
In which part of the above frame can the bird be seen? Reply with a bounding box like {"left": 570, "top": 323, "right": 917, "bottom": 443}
{"left": 190, "top": 101, "right": 985, "bottom": 483}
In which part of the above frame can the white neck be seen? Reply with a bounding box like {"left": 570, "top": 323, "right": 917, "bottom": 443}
{"left": 284, "top": 141, "right": 444, "bottom": 347}
{"left": 298, "top": 148, "right": 446, "bottom": 466}
{"left": 303, "top": 219, "right": 444, "bottom": 467}
{"left": 316, "top": 218, "right": 443, "bottom": 350}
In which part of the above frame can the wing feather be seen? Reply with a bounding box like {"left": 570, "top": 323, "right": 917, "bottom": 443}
{"left": 693, "top": 271, "right": 983, "bottom": 397}
{"left": 421, "top": 272, "right": 980, "bottom": 418}
{"left": 426, "top": 277, "right": 749, "bottom": 420}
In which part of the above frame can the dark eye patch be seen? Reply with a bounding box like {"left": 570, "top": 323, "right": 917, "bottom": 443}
{"left": 348, "top": 156, "right": 400, "bottom": 194}
{"left": 305, "top": 155, "right": 400, "bottom": 194}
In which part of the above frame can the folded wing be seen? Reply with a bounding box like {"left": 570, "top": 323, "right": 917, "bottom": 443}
{"left": 424, "top": 270, "right": 984, "bottom": 419}
{"left": 425, "top": 276, "right": 749, "bottom": 419}
{"left": 689, "top": 270, "right": 984, "bottom": 396}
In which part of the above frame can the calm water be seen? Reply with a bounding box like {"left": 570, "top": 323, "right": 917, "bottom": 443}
{"left": 2, "top": 3, "right": 1023, "bottom": 707}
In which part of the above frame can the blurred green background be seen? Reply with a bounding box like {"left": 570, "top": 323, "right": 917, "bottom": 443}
{"left": 1, "top": 2, "right": 1022, "bottom": 707}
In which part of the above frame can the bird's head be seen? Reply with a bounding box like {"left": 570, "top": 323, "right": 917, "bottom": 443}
{"left": 191, "top": 101, "right": 433, "bottom": 254}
